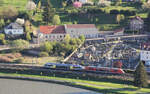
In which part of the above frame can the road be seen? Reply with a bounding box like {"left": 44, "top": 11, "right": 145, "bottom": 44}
{"left": 0, "top": 78, "right": 100, "bottom": 94}
{"left": 86, "top": 34, "right": 149, "bottom": 41}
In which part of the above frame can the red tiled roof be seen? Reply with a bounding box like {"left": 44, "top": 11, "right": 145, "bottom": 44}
{"left": 66, "top": 24, "right": 96, "bottom": 28}
{"left": 114, "top": 28, "right": 124, "bottom": 33}
{"left": 39, "top": 25, "right": 65, "bottom": 34}
{"left": 131, "top": 16, "right": 143, "bottom": 22}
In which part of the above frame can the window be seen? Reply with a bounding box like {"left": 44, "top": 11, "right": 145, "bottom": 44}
{"left": 45, "top": 35, "right": 48, "bottom": 38}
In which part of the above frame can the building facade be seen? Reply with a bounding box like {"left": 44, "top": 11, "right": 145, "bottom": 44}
{"left": 64, "top": 24, "right": 99, "bottom": 38}
{"left": 36, "top": 25, "right": 66, "bottom": 43}
{"left": 129, "top": 16, "right": 144, "bottom": 31}
{"left": 4, "top": 22, "right": 24, "bottom": 36}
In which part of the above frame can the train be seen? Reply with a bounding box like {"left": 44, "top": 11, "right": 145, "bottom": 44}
{"left": 44, "top": 63, "right": 125, "bottom": 74}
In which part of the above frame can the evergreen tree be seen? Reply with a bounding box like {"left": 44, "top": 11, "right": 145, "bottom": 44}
{"left": 147, "top": 12, "right": 150, "bottom": 32}
{"left": 43, "top": 0, "right": 55, "bottom": 24}
{"left": 134, "top": 61, "right": 148, "bottom": 88}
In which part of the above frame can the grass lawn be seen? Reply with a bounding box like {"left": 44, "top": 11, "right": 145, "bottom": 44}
{"left": 0, "top": 72, "right": 150, "bottom": 94}
{"left": 0, "top": 0, "right": 28, "bottom": 11}
{"left": 22, "top": 56, "right": 63, "bottom": 65}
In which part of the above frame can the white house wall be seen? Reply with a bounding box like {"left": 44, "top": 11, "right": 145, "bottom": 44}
{"left": 38, "top": 33, "right": 66, "bottom": 42}
{"left": 4, "top": 29, "right": 24, "bottom": 35}
{"left": 140, "top": 50, "right": 150, "bottom": 61}
{"left": 79, "top": 0, "right": 88, "bottom": 3}
{"left": 65, "top": 28, "right": 99, "bottom": 38}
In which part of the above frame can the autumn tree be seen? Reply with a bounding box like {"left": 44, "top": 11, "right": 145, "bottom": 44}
{"left": 134, "top": 61, "right": 148, "bottom": 88}
{"left": 52, "top": 15, "right": 61, "bottom": 25}
{"left": 26, "top": 0, "right": 36, "bottom": 11}
{"left": 116, "top": 14, "right": 125, "bottom": 24}
{"left": 2, "top": 6, "right": 18, "bottom": 20}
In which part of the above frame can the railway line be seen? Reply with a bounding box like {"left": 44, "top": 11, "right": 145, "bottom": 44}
{"left": 1, "top": 63, "right": 150, "bottom": 80}
{"left": 0, "top": 63, "right": 133, "bottom": 78}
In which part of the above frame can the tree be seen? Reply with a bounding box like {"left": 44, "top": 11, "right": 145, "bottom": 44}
{"left": 70, "top": 38, "right": 77, "bottom": 45}
{"left": 147, "top": 12, "right": 150, "bottom": 32}
{"left": 115, "top": 0, "right": 122, "bottom": 6}
{"left": 10, "top": 39, "right": 29, "bottom": 51}
{"left": 98, "top": 0, "right": 111, "bottom": 7}
{"left": 64, "top": 34, "right": 71, "bottom": 44}
{"left": 38, "top": 0, "right": 41, "bottom": 10}
{"left": 25, "top": 20, "right": 31, "bottom": 32}
{"left": 26, "top": 32, "right": 32, "bottom": 41}
{"left": 134, "top": 61, "right": 148, "bottom": 88}
{"left": 39, "top": 52, "right": 49, "bottom": 57}
{"left": 40, "top": 42, "right": 53, "bottom": 53}
{"left": 0, "top": 34, "right": 6, "bottom": 45}
{"left": 52, "top": 15, "right": 61, "bottom": 25}
{"left": 0, "top": 19, "right": 5, "bottom": 29}
{"left": 26, "top": 0, "right": 36, "bottom": 11}
{"left": 116, "top": 14, "right": 125, "bottom": 24}
{"left": 43, "top": 0, "right": 55, "bottom": 24}
{"left": 79, "top": 35, "right": 85, "bottom": 43}
{"left": 2, "top": 6, "right": 18, "bottom": 20}
{"left": 62, "top": 1, "right": 67, "bottom": 8}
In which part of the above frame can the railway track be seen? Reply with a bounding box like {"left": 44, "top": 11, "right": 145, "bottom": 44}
{"left": 0, "top": 64, "right": 133, "bottom": 78}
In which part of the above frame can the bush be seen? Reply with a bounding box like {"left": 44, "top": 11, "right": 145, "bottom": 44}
{"left": 0, "top": 56, "right": 13, "bottom": 63}
{"left": 120, "top": 10, "right": 136, "bottom": 16}
{"left": 39, "top": 52, "right": 49, "bottom": 57}
{"left": 110, "top": 9, "right": 119, "bottom": 14}
{"left": 14, "top": 58, "right": 24, "bottom": 63}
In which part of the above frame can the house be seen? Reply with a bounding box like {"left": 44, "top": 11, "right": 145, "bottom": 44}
{"left": 64, "top": 24, "right": 99, "bottom": 38}
{"left": 4, "top": 22, "right": 24, "bottom": 36}
{"left": 16, "top": 18, "right": 25, "bottom": 25}
{"left": 129, "top": 16, "right": 144, "bottom": 31}
{"left": 73, "top": 1, "right": 82, "bottom": 8}
{"left": 79, "top": 0, "right": 88, "bottom": 4}
{"left": 35, "top": 25, "right": 66, "bottom": 43}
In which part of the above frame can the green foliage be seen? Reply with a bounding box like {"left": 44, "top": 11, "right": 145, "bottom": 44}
{"left": 52, "top": 15, "right": 61, "bottom": 25}
{"left": 1, "top": 6, "right": 18, "bottom": 20}
{"left": 0, "top": 34, "right": 5, "bottom": 40}
{"left": 26, "top": 32, "right": 32, "bottom": 41}
{"left": 134, "top": 61, "right": 148, "bottom": 88}
{"left": 79, "top": 35, "right": 85, "bottom": 43}
{"left": 64, "top": 34, "right": 71, "bottom": 44}
{"left": 38, "top": 0, "right": 41, "bottom": 9}
{"left": 40, "top": 41, "right": 53, "bottom": 53}
{"left": 43, "top": 0, "right": 55, "bottom": 24}
{"left": 39, "top": 51, "right": 49, "bottom": 57}
{"left": 0, "top": 34, "right": 6, "bottom": 45}
{"left": 0, "top": 19, "right": 5, "bottom": 29}
{"left": 10, "top": 39, "right": 29, "bottom": 51}
{"left": 147, "top": 12, "right": 150, "bottom": 32}
{"left": 116, "top": 14, "right": 125, "bottom": 24}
